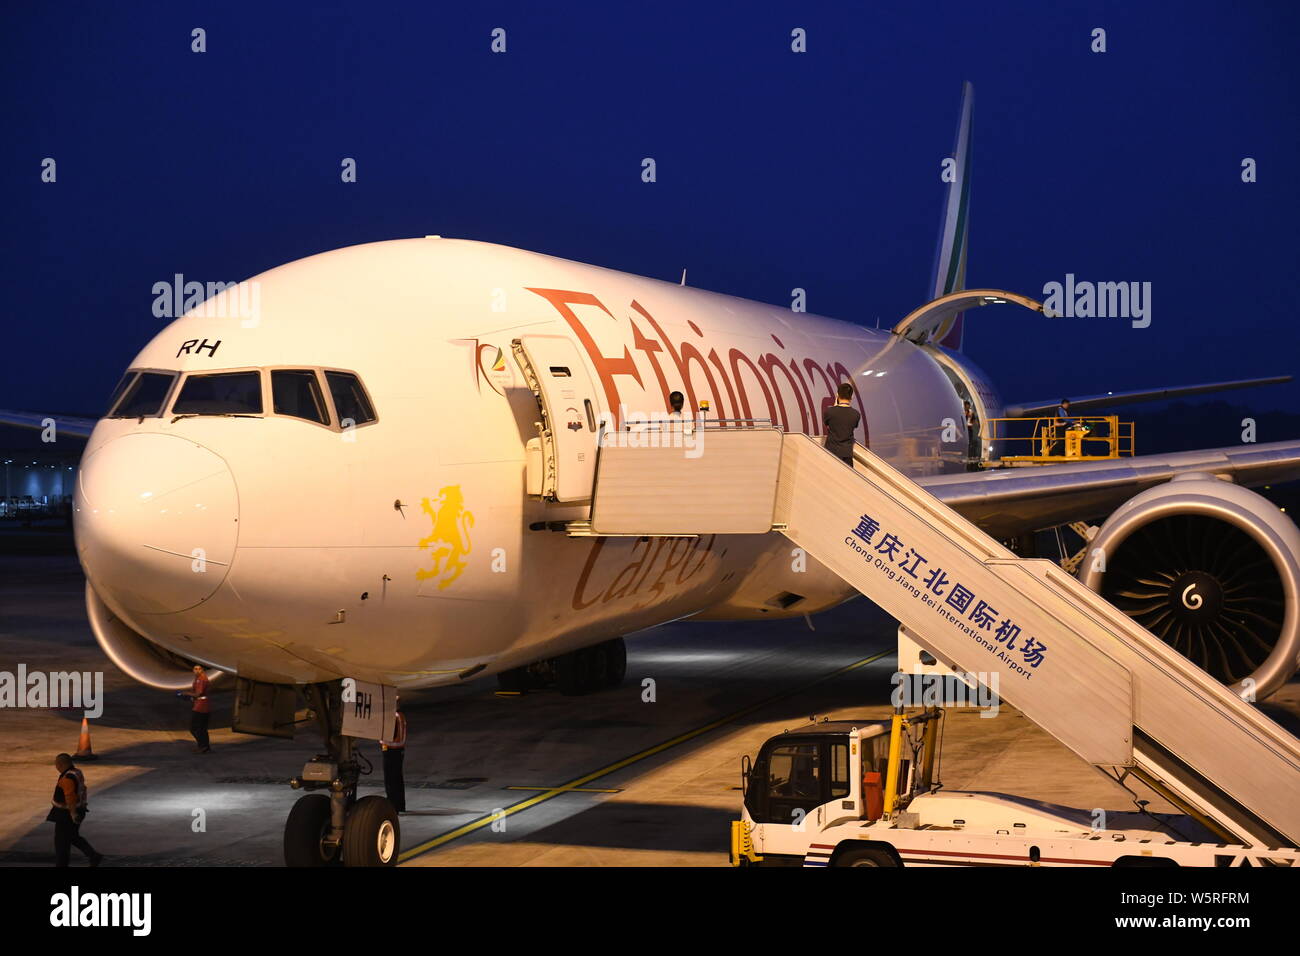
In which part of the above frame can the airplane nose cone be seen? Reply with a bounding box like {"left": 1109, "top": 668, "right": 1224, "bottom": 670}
{"left": 74, "top": 434, "right": 239, "bottom": 615}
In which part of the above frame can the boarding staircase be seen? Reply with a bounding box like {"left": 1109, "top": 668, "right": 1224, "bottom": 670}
{"left": 572, "top": 422, "right": 1300, "bottom": 849}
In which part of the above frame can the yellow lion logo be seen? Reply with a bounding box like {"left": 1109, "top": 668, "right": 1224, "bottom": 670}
{"left": 416, "top": 485, "right": 475, "bottom": 589}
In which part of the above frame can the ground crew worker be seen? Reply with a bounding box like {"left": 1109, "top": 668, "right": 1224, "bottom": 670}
{"left": 1056, "top": 398, "right": 1074, "bottom": 428}
{"left": 48, "top": 753, "right": 102, "bottom": 867}
{"left": 823, "top": 382, "right": 861, "bottom": 467}
{"left": 963, "top": 400, "right": 981, "bottom": 471}
{"left": 380, "top": 700, "right": 407, "bottom": 813}
{"left": 1048, "top": 398, "right": 1074, "bottom": 457}
{"left": 177, "top": 664, "right": 211, "bottom": 753}
{"left": 665, "top": 389, "right": 693, "bottom": 439}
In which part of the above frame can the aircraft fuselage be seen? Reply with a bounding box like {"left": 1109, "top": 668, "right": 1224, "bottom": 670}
{"left": 74, "top": 239, "right": 995, "bottom": 687}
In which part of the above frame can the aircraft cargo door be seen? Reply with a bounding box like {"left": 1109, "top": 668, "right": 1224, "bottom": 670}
{"left": 511, "top": 335, "right": 602, "bottom": 502}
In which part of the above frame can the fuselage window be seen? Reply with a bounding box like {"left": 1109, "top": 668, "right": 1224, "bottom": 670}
{"left": 324, "top": 371, "right": 376, "bottom": 426}
{"left": 272, "top": 369, "right": 329, "bottom": 425}
{"left": 109, "top": 371, "right": 177, "bottom": 418}
{"left": 173, "top": 371, "right": 264, "bottom": 415}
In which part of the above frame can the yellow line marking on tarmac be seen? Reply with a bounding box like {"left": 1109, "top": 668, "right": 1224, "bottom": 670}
{"left": 397, "top": 647, "right": 892, "bottom": 863}
{"left": 504, "top": 786, "right": 623, "bottom": 793}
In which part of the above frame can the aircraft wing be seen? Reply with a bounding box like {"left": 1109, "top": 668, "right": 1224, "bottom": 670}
{"left": 916, "top": 439, "right": 1300, "bottom": 539}
{"left": 0, "top": 409, "right": 97, "bottom": 439}
{"left": 1005, "top": 376, "right": 1291, "bottom": 417}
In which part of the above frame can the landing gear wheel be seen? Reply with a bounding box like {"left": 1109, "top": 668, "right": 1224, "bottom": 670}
{"left": 496, "top": 667, "right": 531, "bottom": 693}
{"left": 835, "top": 847, "right": 898, "bottom": 867}
{"left": 588, "top": 644, "right": 610, "bottom": 688}
{"left": 556, "top": 650, "right": 594, "bottom": 695}
{"left": 602, "top": 638, "right": 627, "bottom": 687}
{"left": 284, "top": 794, "right": 342, "bottom": 867}
{"left": 343, "top": 795, "right": 400, "bottom": 867}
{"left": 1113, "top": 855, "right": 1178, "bottom": 867}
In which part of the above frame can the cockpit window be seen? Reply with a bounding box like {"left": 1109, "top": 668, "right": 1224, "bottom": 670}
{"left": 105, "top": 372, "right": 136, "bottom": 414}
{"left": 272, "top": 369, "right": 329, "bottom": 425}
{"left": 173, "top": 371, "right": 264, "bottom": 415}
{"left": 325, "top": 371, "right": 376, "bottom": 426}
{"left": 109, "top": 371, "right": 177, "bottom": 418}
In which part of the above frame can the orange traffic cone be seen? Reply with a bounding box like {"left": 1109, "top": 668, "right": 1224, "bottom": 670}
{"left": 74, "top": 717, "right": 97, "bottom": 761}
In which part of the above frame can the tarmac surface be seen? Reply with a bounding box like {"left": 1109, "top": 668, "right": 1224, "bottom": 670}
{"left": 3, "top": 534, "right": 1299, "bottom": 867}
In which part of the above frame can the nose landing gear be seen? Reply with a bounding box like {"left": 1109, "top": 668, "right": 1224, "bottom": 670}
{"left": 283, "top": 793, "right": 341, "bottom": 867}
{"left": 343, "top": 795, "right": 401, "bottom": 866}
{"left": 283, "top": 681, "right": 400, "bottom": 867}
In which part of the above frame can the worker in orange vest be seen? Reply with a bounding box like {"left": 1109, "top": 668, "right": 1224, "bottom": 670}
{"left": 47, "top": 753, "right": 102, "bottom": 867}
{"left": 176, "top": 665, "right": 212, "bottom": 753}
{"left": 380, "top": 699, "right": 407, "bottom": 812}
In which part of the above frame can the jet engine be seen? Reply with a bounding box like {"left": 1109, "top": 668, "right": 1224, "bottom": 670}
{"left": 85, "top": 583, "right": 222, "bottom": 691}
{"left": 1080, "top": 474, "right": 1300, "bottom": 700}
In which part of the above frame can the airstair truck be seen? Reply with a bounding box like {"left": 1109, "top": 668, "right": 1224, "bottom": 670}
{"left": 553, "top": 417, "right": 1300, "bottom": 865}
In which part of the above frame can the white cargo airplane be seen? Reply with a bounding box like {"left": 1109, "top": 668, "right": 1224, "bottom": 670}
{"left": 5, "top": 83, "right": 1300, "bottom": 864}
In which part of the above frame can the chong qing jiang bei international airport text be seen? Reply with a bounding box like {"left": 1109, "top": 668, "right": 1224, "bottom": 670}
{"left": 845, "top": 514, "right": 1048, "bottom": 680}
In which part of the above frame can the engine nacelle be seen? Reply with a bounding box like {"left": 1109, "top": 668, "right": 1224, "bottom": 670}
{"left": 1080, "top": 474, "right": 1300, "bottom": 700}
{"left": 85, "top": 583, "right": 222, "bottom": 691}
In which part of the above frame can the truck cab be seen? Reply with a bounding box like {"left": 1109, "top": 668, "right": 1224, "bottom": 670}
{"left": 732, "top": 709, "right": 1300, "bottom": 868}
{"left": 739, "top": 719, "right": 896, "bottom": 864}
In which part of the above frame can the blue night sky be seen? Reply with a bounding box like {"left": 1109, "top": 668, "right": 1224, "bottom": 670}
{"left": 3, "top": 1, "right": 1298, "bottom": 421}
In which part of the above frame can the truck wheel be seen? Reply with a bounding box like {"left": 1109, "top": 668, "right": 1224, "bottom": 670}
{"left": 603, "top": 638, "right": 627, "bottom": 687}
{"left": 835, "top": 847, "right": 898, "bottom": 867}
{"left": 283, "top": 794, "right": 341, "bottom": 867}
{"left": 342, "top": 795, "right": 400, "bottom": 867}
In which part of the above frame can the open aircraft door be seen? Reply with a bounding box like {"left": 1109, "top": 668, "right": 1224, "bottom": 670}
{"left": 512, "top": 335, "right": 602, "bottom": 502}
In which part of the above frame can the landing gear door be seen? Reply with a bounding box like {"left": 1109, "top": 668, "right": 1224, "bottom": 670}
{"left": 512, "top": 335, "right": 601, "bottom": 502}
{"left": 339, "top": 679, "right": 397, "bottom": 742}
